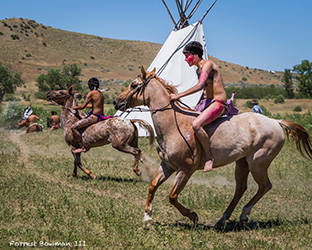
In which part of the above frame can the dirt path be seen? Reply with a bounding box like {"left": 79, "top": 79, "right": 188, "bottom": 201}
{"left": 8, "top": 130, "right": 31, "bottom": 163}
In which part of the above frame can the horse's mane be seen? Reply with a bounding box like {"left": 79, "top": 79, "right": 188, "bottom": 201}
{"left": 152, "top": 73, "right": 196, "bottom": 112}
{"left": 153, "top": 74, "right": 178, "bottom": 94}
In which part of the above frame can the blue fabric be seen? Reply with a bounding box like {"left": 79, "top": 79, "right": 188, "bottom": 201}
{"left": 252, "top": 105, "right": 263, "bottom": 114}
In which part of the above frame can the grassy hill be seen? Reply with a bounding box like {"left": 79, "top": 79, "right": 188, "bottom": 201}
{"left": 0, "top": 18, "right": 285, "bottom": 93}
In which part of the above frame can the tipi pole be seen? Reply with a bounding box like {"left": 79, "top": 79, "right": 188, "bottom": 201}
{"left": 200, "top": 0, "right": 218, "bottom": 23}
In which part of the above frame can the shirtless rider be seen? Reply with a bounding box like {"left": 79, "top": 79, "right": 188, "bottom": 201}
{"left": 71, "top": 77, "right": 105, "bottom": 154}
{"left": 169, "top": 41, "right": 227, "bottom": 172}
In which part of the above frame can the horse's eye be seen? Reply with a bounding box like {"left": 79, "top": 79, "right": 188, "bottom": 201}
{"left": 130, "top": 83, "right": 137, "bottom": 90}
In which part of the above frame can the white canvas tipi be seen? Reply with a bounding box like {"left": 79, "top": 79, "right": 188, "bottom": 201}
{"left": 115, "top": 1, "right": 217, "bottom": 136}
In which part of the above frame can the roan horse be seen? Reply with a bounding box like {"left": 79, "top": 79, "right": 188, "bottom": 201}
{"left": 46, "top": 85, "right": 154, "bottom": 179}
{"left": 114, "top": 66, "right": 312, "bottom": 228}
{"left": 17, "top": 119, "right": 43, "bottom": 133}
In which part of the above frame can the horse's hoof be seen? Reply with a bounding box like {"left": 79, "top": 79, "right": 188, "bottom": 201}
{"left": 214, "top": 220, "right": 225, "bottom": 230}
{"left": 239, "top": 214, "right": 249, "bottom": 225}
{"left": 190, "top": 211, "right": 198, "bottom": 226}
{"left": 133, "top": 169, "right": 141, "bottom": 177}
{"left": 143, "top": 220, "right": 153, "bottom": 229}
{"left": 89, "top": 174, "right": 96, "bottom": 179}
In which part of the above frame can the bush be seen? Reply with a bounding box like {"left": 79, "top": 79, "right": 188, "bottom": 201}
{"left": 34, "top": 91, "right": 47, "bottom": 100}
{"left": 2, "top": 102, "right": 24, "bottom": 129}
{"left": 293, "top": 105, "right": 302, "bottom": 112}
{"left": 11, "top": 34, "right": 19, "bottom": 40}
{"left": 274, "top": 95, "right": 285, "bottom": 104}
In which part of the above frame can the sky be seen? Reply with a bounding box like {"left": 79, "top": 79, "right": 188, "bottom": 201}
{"left": 1, "top": 0, "right": 311, "bottom": 71}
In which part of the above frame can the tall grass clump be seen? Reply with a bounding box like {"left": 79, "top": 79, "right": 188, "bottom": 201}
{"left": 1, "top": 101, "right": 23, "bottom": 129}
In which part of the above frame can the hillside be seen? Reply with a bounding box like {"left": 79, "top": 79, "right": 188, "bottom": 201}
{"left": 0, "top": 18, "right": 285, "bottom": 98}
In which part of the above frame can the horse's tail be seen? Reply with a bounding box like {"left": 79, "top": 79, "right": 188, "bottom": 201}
{"left": 279, "top": 120, "right": 312, "bottom": 160}
{"left": 130, "top": 119, "right": 155, "bottom": 154}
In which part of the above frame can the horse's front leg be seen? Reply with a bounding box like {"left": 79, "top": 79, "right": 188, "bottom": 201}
{"left": 72, "top": 152, "right": 96, "bottom": 179}
{"left": 144, "top": 162, "right": 175, "bottom": 227}
{"left": 169, "top": 168, "right": 198, "bottom": 225}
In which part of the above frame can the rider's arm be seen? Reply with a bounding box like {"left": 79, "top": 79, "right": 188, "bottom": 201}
{"left": 169, "top": 61, "right": 212, "bottom": 101}
{"left": 73, "top": 92, "right": 92, "bottom": 110}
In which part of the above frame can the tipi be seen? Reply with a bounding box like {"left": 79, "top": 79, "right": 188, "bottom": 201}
{"left": 115, "top": 0, "right": 218, "bottom": 136}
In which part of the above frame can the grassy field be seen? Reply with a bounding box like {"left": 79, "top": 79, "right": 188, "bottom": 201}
{"left": 0, "top": 125, "right": 311, "bottom": 249}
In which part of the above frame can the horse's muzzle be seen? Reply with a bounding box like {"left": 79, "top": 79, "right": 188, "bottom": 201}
{"left": 113, "top": 99, "right": 126, "bottom": 111}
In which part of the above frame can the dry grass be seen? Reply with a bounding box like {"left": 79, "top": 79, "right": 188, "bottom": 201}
{"left": 0, "top": 124, "right": 311, "bottom": 249}
{"left": 236, "top": 99, "right": 312, "bottom": 115}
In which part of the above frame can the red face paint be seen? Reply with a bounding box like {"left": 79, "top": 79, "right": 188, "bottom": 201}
{"left": 184, "top": 53, "right": 195, "bottom": 66}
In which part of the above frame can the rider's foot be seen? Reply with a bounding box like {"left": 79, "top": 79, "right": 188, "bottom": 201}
{"left": 204, "top": 158, "right": 213, "bottom": 172}
{"left": 72, "top": 147, "right": 87, "bottom": 154}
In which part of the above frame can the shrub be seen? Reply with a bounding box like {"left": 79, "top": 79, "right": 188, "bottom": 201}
{"left": 274, "top": 95, "right": 285, "bottom": 104}
{"left": 293, "top": 105, "right": 302, "bottom": 112}
{"left": 2, "top": 101, "right": 23, "bottom": 129}
{"left": 11, "top": 34, "right": 19, "bottom": 40}
{"left": 22, "top": 93, "right": 31, "bottom": 102}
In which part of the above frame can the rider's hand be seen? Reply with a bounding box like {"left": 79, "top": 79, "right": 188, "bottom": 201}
{"left": 169, "top": 94, "right": 179, "bottom": 102}
{"left": 73, "top": 106, "right": 79, "bottom": 110}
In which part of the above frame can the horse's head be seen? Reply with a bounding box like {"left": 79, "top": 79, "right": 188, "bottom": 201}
{"left": 17, "top": 119, "right": 28, "bottom": 128}
{"left": 114, "top": 66, "right": 157, "bottom": 111}
{"left": 46, "top": 85, "right": 75, "bottom": 106}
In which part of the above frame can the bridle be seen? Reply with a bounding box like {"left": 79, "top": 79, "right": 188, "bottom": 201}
{"left": 123, "top": 74, "right": 195, "bottom": 163}
{"left": 50, "top": 91, "right": 82, "bottom": 120}
{"left": 123, "top": 74, "right": 172, "bottom": 113}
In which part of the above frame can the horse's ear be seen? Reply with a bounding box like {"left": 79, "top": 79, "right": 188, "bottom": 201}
{"left": 151, "top": 67, "right": 156, "bottom": 75}
{"left": 68, "top": 85, "right": 75, "bottom": 94}
{"left": 141, "top": 65, "right": 146, "bottom": 79}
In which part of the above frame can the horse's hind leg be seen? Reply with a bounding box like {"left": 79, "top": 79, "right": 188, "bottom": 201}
{"left": 113, "top": 143, "right": 142, "bottom": 176}
{"left": 215, "top": 157, "right": 249, "bottom": 229}
{"left": 72, "top": 152, "right": 96, "bottom": 179}
{"left": 144, "top": 161, "right": 175, "bottom": 227}
{"left": 239, "top": 162, "right": 272, "bottom": 225}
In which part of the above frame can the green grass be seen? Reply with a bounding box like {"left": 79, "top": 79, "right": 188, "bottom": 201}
{"left": 0, "top": 128, "right": 311, "bottom": 249}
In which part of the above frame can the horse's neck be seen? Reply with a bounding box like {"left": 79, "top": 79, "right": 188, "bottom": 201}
{"left": 61, "top": 96, "right": 78, "bottom": 130}
{"left": 147, "top": 80, "right": 187, "bottom": 139}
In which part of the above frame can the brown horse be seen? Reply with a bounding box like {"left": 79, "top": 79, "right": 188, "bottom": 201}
{"left": 46, "top": 85, "right": 154, "bottom": 179}
{"left": 17, "top": 119, "right": 43, "bottom": 133}
{"left": 114, "top": 66, "right": 312, "bottom": 228}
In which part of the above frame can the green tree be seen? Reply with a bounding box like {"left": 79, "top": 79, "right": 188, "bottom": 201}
{"left": 293, "top": 60, "right": 312, "bottom": 97}
{"left": 0, "top": 62, "right": 24, "bottom": 103}
{"left": 283, "top": 69, "right": 294, "bottom": 98}
{"left": 35, "top": 64, "right": 82, "bottom": 99}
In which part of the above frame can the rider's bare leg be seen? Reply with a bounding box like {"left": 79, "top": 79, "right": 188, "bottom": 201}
{"left": 192, "top": 125, "right": 214, "bottom": 171}
{"left": 71, "top": 115, "right": 97, "bottom": 153}
{"left": 192, "top": 102, "right": 225, "bottom": 172}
